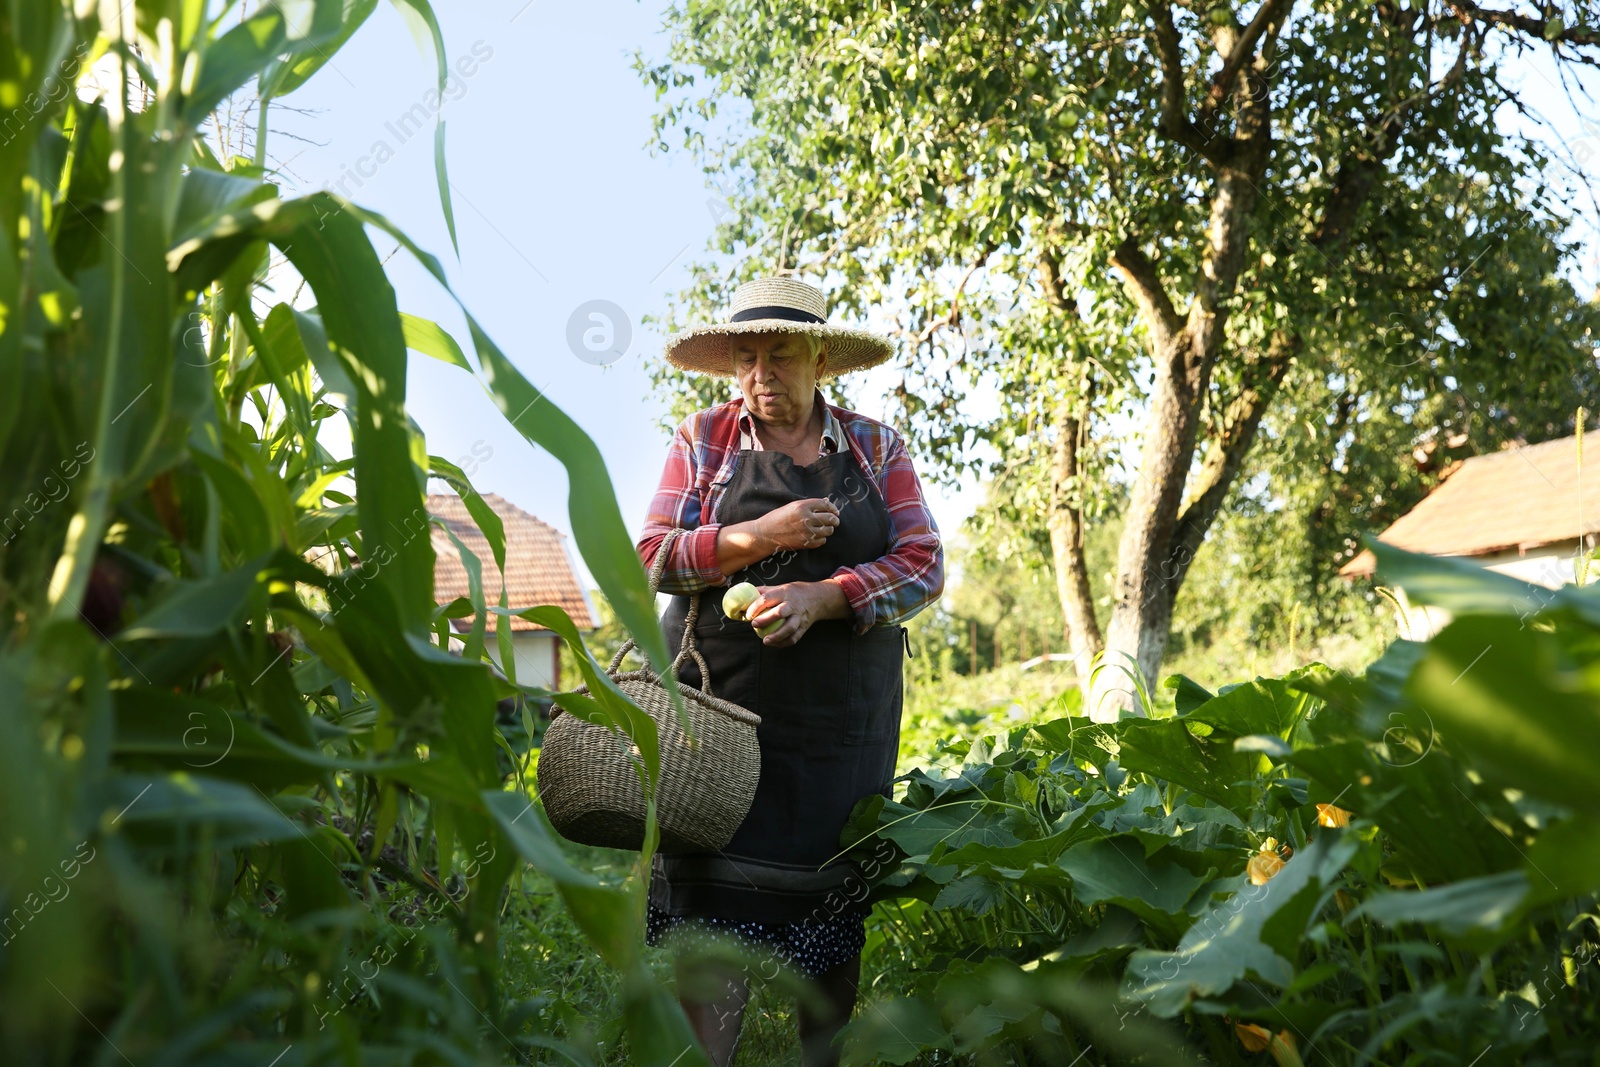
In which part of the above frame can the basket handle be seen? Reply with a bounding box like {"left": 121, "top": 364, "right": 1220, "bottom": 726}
{"left": 605, "top": 527, "right": 716, "bottom": 694}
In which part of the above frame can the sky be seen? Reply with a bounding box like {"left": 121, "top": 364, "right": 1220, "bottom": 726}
{"left": 264, "top": 2, "right": 1600, "bottom": 588}
{"left": 260, "top": 1, "right": 989, "bottom": 588}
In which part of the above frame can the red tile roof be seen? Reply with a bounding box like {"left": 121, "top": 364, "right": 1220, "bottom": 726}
{"left": 428, "top": 493, "right": 595, "bottom": 632}
{"left": 1340, "top": 430, "right": 1600, "bottom": 577}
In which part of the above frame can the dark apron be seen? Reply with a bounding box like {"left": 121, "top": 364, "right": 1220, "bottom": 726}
{"left": 648, "top": 445, "right": 907, "bottom": 924}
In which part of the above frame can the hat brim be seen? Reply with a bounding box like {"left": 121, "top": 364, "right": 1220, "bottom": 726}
{"left": 662, "top": 319, "right": 894, "bottom": 378}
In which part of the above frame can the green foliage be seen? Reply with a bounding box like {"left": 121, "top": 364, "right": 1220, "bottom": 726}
{"left": 837, "top": 546, "right": 1600, "bottom": 1063}
{"left": 640, "top": 0, "right": 1600, "bottom": 665}
{"left": 0, "top": 5, "right": 697, "bottom": 1064}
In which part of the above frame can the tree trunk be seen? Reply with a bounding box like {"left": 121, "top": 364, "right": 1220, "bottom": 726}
{"left": 1090, "top": 165, "right": 1261, "bottom": 720}
{"left": 1090, "top": 330, "right": 1209, "bottom": 720}
{"left": 1046, "top": 389, "right": 1104, "bottom": 694}
{"left": 1078, "top": 0, "right": 1424, "bottom": 719}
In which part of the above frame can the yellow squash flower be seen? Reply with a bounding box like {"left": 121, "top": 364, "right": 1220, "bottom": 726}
{"left": 1316, "top": 803, "right": 1351, "bottom": 827}
{"left": 1247, "top": 837, "right": 1286, "bottom": 885}
{"left": 1236, "top": 1022, "right": 1274, "bottom": 1052}
{"left": 1235, "top": 1023, "right": 1304, "bottom": 1066}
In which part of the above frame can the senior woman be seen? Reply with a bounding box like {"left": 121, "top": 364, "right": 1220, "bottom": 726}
{"left": 636, "top": 277, "right": 944, "bottom": 1066}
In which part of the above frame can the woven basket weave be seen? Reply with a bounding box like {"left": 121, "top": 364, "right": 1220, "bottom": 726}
{"left": 535, "top": 529, "right": 762, "bottom": 854}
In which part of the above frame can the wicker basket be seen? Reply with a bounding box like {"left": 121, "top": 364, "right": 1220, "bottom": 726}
{"left": 535, "top": 529, "right": 762, "bottom": 854}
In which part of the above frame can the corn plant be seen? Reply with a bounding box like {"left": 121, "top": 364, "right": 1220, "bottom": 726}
{"left": 0, "top": 3, "right": 700, "bottom": 1063}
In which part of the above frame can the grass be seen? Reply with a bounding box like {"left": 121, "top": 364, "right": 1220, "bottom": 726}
{"left": 899, "top": 659, "right": 1082, "bottom": 776}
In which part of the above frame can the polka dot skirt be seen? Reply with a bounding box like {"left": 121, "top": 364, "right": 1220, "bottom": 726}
{"left": 645, "top": 900, "right": 866, "bottom": 981}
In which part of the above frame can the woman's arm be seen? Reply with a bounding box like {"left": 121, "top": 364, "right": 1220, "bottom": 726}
{"left": 739, "top": 428, "right": 943, "bottom": 641}
{"left": 827, "top": 431, "right": 945, "bottom": 631}
{"left": 714, "top": 519, "right": 779, "bottom": 575}
{"left": 715, "top": 498, "right": 841, "bottom": 574}
{"left": 637, "top": 418, "right": 728, "bottom": 595}
{"left": 637, "top": 416, "right": 843, "bottom": 591}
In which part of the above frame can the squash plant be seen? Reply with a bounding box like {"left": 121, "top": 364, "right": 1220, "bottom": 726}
{"left": 841, "top": 544, "right": 1600, "bottom": 1065}
{"left": 0, "top": 3, "right": 699, "bottom": 1063}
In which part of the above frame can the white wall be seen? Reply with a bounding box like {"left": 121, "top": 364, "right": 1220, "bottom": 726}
{"left": 447, "top": 630, "right": 563, "bottom": 689}
{"left": 1477, "top": 543, "right": 1587, "bottom": 589}
{"left": 501, "top": 632, "right": 560, "bottom": 691}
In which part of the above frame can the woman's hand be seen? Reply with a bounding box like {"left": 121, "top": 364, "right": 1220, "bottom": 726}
{"left": 715, "top": 497, "right": 840, "bottom": 576}
{"left": 747, "top": 579, "right": 851, "bottom": 647}
{"left": 755, "top": 497, "right": 840, "bottom": 553}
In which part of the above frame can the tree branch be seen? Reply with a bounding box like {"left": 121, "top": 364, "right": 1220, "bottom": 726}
{"left": 1108, "top": 235, "right": 1182, "bottom": 353}
{"left": 1444, "top": 0, "right": 1600, "bottom": 47}
{"left": 1039, "top": 243, "right": 1080, "bottom": 321}
{"left": 1199, "top": 0, "right": 1295, "bottom": 117}
{"left": 1149, "top": 1, "right": 1231, "bottom": 165}
{"left": 1048, "top": 383, "right": 1105, "bottom": 671}
{"left": 1162, "top": 7, "right": 1451, "bottom": 595}
{"left": 902, "top": 239, "right": 997, "bottom": 348}
{"left": 1169, "top": 338, "right": 1298, "bottom": 588}
{"left": 1315, "top": 14, "right": 1471, "bottom": 251}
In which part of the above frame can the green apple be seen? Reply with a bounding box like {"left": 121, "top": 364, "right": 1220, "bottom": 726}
{"left": 755, "top": 617, "right": 783, "bottom": 638}
{"left": 722, "top": 581, "right": 760, "bottom": 620}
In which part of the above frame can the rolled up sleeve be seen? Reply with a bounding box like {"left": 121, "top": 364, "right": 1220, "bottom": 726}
{"left": 637, "top": 419, "right": 728, "bottom": 594}
{"left": 830, "top": 433, "right": 944, "bottom": 631}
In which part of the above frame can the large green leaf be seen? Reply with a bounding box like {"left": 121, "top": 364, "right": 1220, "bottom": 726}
{"left": 172, "top": 193, "right": 675, "bottom": 689}
{"left": 939, "top": 960, "right": 1197, "bottom": 1064}
{"left": 272, "top": 201, "right": 436, "bottom": 632}
{"left": 173, "top": 167, "right": 278, "bottom": 247}
{"left": 285, "top": 306, "right": 356, "bottom": 403}
{"left": 434, "top": 517, "right": 488, "bottom": 662}
{"left": 872, "top": 798, "right": 1022, "bottom": 860}
{"left": 1289, "top": 739, "right": 1524, "bottom": 885}
{"left": 428, "top": 455, "right": 505, "bottom": 570}
{"left": 839, "top": 996, "right": 951, "bottom": 1065}
{"left": 485, "top": 787, "right": 706, "bottom": 1067}
{"left": 48, "top": 70, "right": 176, "bottom": 619}
{"left": 103, "top": 773, "right": 310, "bottom": 854}
{"left": 274, "top": 826, "right": 358, "bottom": 921}
{"left": 1372, "top": 539, "right": 1600, "bottom": 627}
{"left": 1522, "top": 816, "right": 1600, "bottom": 902}
{"left": 1349, "top": 871, "right": 1531, "bottom": 945}
{"left": 386, "top": 0, "right": 459, "bottom": 255}
{"left": 172, "top": 192, "right": 438, "bottom": 633}
{"left": 1058, "top": 835, "right": 1215, "bottom": 941}
{"left": 259, "top": 0, "right": 381, "bottom": 99}
{"left": 186, "top": 2, "right": 349, "bottom": 123}
{"left": 119, "top": 553, "right": 271, "bottom": 640}
{"left": 1345, "top": 815, "right": 1600, "bottom": 954}
{"left": 331, "top": 576, "right": 500, "bottom": 789}
{"left": 937, "top": 802, "right": 1107, "bottom": 869}
{"left": 1125, "top": 832, "right": 1359, "bottom": 1017}
{"left": 1113, "top": 718, "right": 1257, "bottom": 814}
{"left": 1176, "top": 668, "right": 1327, "bottom": 740}
{"left": 402, "top": 312, "right": 472, "bottom": 370}
{"left": 1403, "top": 613, "right": 1600, "bottom": 813}
{"left": 334, "top": 203, "right": 678, "bottom": 698}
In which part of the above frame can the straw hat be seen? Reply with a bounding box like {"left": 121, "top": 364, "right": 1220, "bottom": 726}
{"left": 663, "top": 277, "right": 894, "bottom": 378}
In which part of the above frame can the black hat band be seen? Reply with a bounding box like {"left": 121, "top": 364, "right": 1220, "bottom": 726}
{"left": 728, "top": 305, "right": 827, "bottom": 325}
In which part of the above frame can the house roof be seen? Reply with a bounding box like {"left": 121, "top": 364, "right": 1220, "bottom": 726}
{"left": 427, "top": 493, "right": 596, "bottom": 632}
{"left": 1340, "top": 429, "right": 1600, "bottom": 578}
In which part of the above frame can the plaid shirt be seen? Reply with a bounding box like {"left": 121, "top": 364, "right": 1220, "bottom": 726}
{"left": 639, "top": 391, "right": 944, "bottom": 631}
